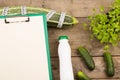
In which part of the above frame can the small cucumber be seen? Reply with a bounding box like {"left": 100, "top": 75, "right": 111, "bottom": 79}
{"left": 103, "top": 52, "right": 115, "bottom": 77}
{"left": 78, "top": 46, "right": 95, "bottom": 70}
{"left": 77, "top": 71, "right": 91, "bottom": 80}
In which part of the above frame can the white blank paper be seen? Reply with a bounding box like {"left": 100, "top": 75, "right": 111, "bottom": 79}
{"left": 0, "top": 15, "right": 50, "bottom": 80}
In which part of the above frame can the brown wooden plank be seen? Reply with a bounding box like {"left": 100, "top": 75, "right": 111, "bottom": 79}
{"left": 48, "top": 18, "right": 120, "bottom": 57}
{"left": 43, "top": 0, "right": 105, "bottom": 17}
{"left": 49, "top": 39, "right": 120, "bottom": 57}
{"left": 44, "top": 0, "right": 105, "bottom": 17}
{"left": 0, "top": 0, "right": 31, "bottom": 7}
{"left": 71, "top": 0, "right": 114, "bottom": 17}
{"left": 71, "top": 0, "right": 101, "bottom": 17}
{"left": 44, "top": 0, "right": 72, "bottom": 15}
{"left": 43, "top": 0, "right": 113, "bottom": 17}
{"left": 81, "top": 57, "right": 120, "bottom": 79}
{"left": 51, "top": 57, "right": 120, "bottom": 80}
{"left": 31, "top": 0, "right": 44, "bottom": 7}
{"left": 0, "top": 0, "right": 114, "bottom": 17}
{"left": 100, "top": 0, "right": 115, "bottom": 14}
{"left": 101, "top": 0, "right": 114, "bottom": 7}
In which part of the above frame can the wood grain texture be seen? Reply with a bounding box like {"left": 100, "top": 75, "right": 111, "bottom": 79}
{"left": 101, "top": 0, "right": 114, "bottom": 7}
{"left": 0, "top": 0, "right": 31, "bottom": 6}
{"left": 30, "top": 0, "right": 44, "bottom": 7}
{"left": 0, "top": 0, "right": 114, "bottom": 17}
{"left": 43, "top": 0, "right": 114, "bottom": 17}
{"left": 48, "top": 18, "right": 120, "bottom": 57}
{"left": 0, "top": 0, "right": 119, "bottom": 80}
{"left": 71, "top": 0, "right": 102, "bottom": 17}
{"left": 51, "top": 57, "right": 120, "bottom": 80}
{"left": 44, "top": 0, "right": 72, "bottom": 15}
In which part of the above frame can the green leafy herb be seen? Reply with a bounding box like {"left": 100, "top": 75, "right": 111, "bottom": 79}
{"left": 87, "top": 0, "right": 120, "bottom": 49}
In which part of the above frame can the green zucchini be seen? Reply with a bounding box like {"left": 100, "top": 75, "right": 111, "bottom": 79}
{"left": 78, "top": 46, "right": 95, "bottom": 70}
{"left": 77, "top": 71, "right": 91, "bottom": 80}
{"left": 103, "top": 52, "right": 115, "bottom": 77}
{"left": 0, "top": 7, "right": 78, "bottom": 28}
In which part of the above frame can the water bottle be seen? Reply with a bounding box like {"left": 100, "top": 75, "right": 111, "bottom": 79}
{"left": 58, "top": 35, "right": 74, "bottom": 80}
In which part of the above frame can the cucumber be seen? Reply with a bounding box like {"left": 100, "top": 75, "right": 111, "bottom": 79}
{"left": 78, "top": 46, "right": 95, "bottom": 70}
{"left": 103, "top": 52, "right": 115, "bottom": 77}
{"left": 77, "top": 71, "right": 91, "bottom": 80}
{"left": 0, "top": 7, "right": 78, "bottom": 28}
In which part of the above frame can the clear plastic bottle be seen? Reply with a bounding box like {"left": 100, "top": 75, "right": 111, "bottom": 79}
{"left": 58, "top": 35, "right": 74, "bottom": 80}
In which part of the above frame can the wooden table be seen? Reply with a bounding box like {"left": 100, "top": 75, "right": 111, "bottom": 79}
{"left": 49, "top": 18, "right": 120, "bottom": 80}
{"left": 0, "top": 0, "right": 120, "bottom": 80}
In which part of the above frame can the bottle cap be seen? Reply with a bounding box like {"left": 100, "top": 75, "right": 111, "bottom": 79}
{"left": 58, "top": 35, "right": 68, "bottom": 40}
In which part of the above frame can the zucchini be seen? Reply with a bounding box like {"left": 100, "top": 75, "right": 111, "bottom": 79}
{"left": 77, "top": 71, "right": 91, "bottom": 80}
{"left": 103, "top": 52, "right": 115, "bottom": 77}
{"left": 0, "top": 7, "right": 78, "bottom": 28}
{"left": 78, "top": 46, "right": 95, "bottom": 70}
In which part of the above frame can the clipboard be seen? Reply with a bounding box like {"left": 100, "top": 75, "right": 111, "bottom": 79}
{"left": 0, "top": 14, "right": 52, "bottom": 80}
